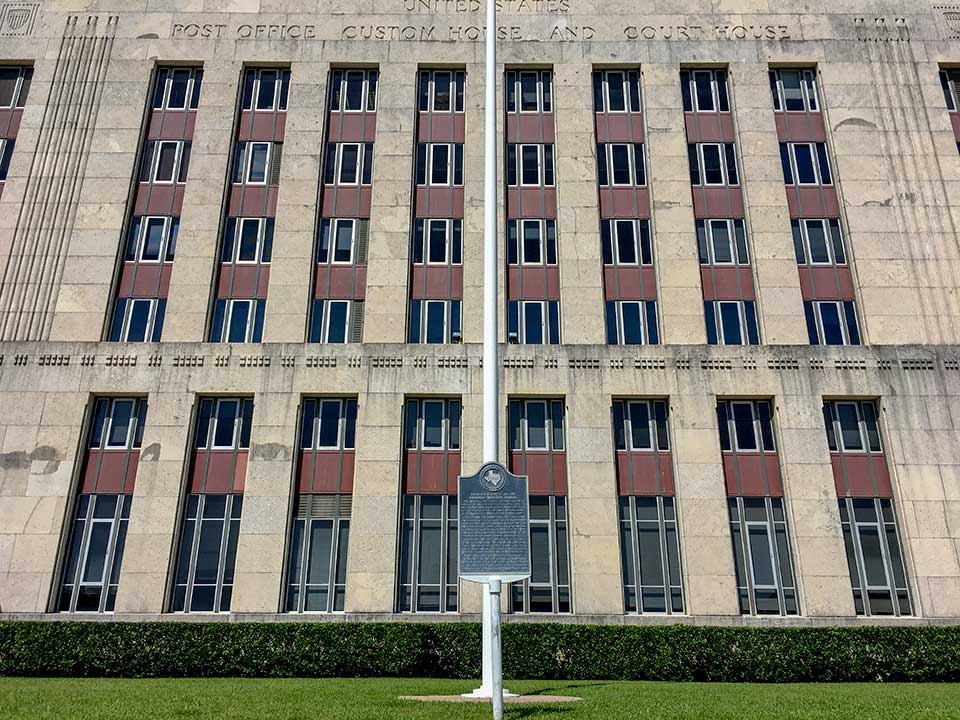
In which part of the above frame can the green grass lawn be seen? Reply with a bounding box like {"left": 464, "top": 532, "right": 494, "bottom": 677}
{"left": 1, "top": 678, "right": 958, "bottom": 720}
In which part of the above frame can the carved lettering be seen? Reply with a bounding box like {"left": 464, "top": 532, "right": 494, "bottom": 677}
{"left": 549, "top": 24, "right": 594, "bottom": 40}
{"left": 624, "top": 23, "right": 790, "bottom": 41}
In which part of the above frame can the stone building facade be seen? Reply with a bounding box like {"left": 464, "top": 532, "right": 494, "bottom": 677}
{"left": 1, "top": 0, "right": 959, "bottom": 624}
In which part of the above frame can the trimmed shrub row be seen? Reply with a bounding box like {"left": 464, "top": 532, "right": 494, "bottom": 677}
{"left": 1, "top": 622, "right": 958, "bottom": 682}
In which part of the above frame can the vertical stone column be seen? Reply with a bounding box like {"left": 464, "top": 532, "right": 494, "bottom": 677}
{"left": 231, "top": 389, "right": 299, "bottom": 613}
{"left": 262, "top": 62, "right": 328, "bottom": 343}
{"left": 459, "top": 375, "right": 484, "bottom": 614}
{"left": 461, "top": 61, "right": 487, "bottom": 345}
{"left": 344, "top": 386, "right": 403, "bottom": 613}
{"left": 884, "top": 392, "right": 960, "bottom": 617}
{"left": 566, "top": 389, "right": 621, "bottom": 614}
{"left": 554, "top": 63, "right": 605, "bottom": 345}
{"left": 362, "top": 63, "right": 415, "bottom": 343}
{"left": 49, "top": 59, "right": 151, "bottom": 341}
{"left": 643, "top": 64, "right": 705, "bottom": 345}
{"left": 777, "top": 392, "right": 854, "bottom": 616}
{"left": 671, "top": 388, "right": 738, "bottom": 615}
{"left": 163, "top": 61, "right": 240, "bottom": 342}
{"left": 0, "top": 387, "right": 85, "bottom": 612}
{"left": 732, "top": 64, "right": 807, "bottom": 345}
{"left": 115, "top": 387, "right": 193, "bottom": 613}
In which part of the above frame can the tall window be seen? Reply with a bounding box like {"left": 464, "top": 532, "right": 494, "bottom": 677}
{"left": 508, "top": 219, "right": 556, "bottom": 266}
{"left": 221, "top": 217, "right": 274, "bottom": 264}
{"left": 780, "top": 142, "right": 832, "bottom": 186}
{"left": 681, "top": 69, "right": 730, "bottom": 113}
{"left": 506, "top": 70, "right": 552, "bottom": 113}
{"left": 419, "top": 69, "right": 465, "bottom": 112}
{"left": 330, "top": 69, "right": 378, "bottom": 112}
{"left": 769, "top": 68, "right": 818, "bottom": 112}
{"left": 0, "top": 66, "right": 31, "bottom": 184}
{"left": 242, "top": 68, "right": 290, "bottom": 111}
{"left": 508, "top": 300, "right": 560, "bottom": 345}
{"left": 717, "top": 400, "right": 799, "bottom": 616}
{"left": 697, "top": 219, "right": 749, "bottom": 266}
{"left": 210, "top": 298, "right": 265, "bottom": 343}
{"left": 688, "top": 143, "right": 739, "bottom": 186}
{"left": 824, "top": 400, "right": 912, "bottom": 616}
{"left": 941, "top": 69, "right": 959, "bottom": 112}
{"left": 508, "top": 399, "right": 570, "bottom": 614}
{"left": 397, "top": 398, "right": 461, "bottom": 613}
{"left": 171, "top": 398, "right": 252, "bottom": 613}
{"left": 153, "top": 67, "right": 202, "bottom": 110}
{"left": 324, "top": 142, "right": 374, "bottom": 185}
{"left": 613, "top": 399, "right": 683, "bottom": 614}
{"left": 506, "top": 143, "right": 555, "bottom": 186}
{"left": 140, "top": 140, "right": 191, "bottom": 184}
{"left": 408, "top": 299, "right": 462, "bottom": 344}
{"left": 415, "top": 143, "right": 464, "bottom": 186}
{"left": 805, "top": 300, "right": 860, "bottom": 346}
{"left": 792, "top": 218, "right": 845, "bottom": 266}
{"left": 705, "top": 300, "right": 759, "bottom": 345}
{"left": 58, "top": 398, "right": 146, "bottom": 613}
{"left": 597, "top": 143, "right": 645, "bottom": 187}
{"left": 593, "top": 69, "right": 641, "bottom": 113}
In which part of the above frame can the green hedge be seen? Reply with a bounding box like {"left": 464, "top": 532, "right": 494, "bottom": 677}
{"left": 1, "top": 622, "right": 958, "bottom": 682}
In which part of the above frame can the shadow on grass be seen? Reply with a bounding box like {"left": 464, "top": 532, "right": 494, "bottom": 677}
{"left": 506, "top": 707, "right": 575, "bottom": 718}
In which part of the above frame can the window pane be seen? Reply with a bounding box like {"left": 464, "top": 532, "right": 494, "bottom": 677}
{"left": 107, "top": 401, "right": 134, "bottom": 447}
{"left": 616, "top": 221, "right": 637, "bottom": 264}
{"left": 859, "top": 526, "right": 888, "bottom": 587}
{"left": 606, "top": 72, "right": 625, "bottom": 111}
{"left": 344, "top": 72, "right": 363, "bottom": 110}
{"left": 423, "top": 402, "right": 444, "bottom": 448}
{"left": 238, "top": 220, "right": 259, "bottom": 261}
{"left": 142, "top": 219, "right": 165, "bottom": 261}
{"left": 733, "top": 403, "right": 757, "bottom": 450}
{"left": 334, "top": 221, "right": 353, "bottom": 262}
{"left": 806, "top": 221, "right": 830, "bottom": 263}
{"left": 720, "top": 303, "right": 743, "bottom": 345}
{"left": 629, "top": 402, "right": 651, "bottom": 449}
{"left": 248, "top": 145, "right": 268, "bottom": 182}
{"left": 227, "top": 301, "right": 250, "bottom": 342}
{"left": 694, "top": 72, "right": 714, "bottom": 111}
{"left": 702, "top": 145, "right": 723, "bottom": 184}
{"left": 819, "top": 303, "right": 844, "bottom": 345}
{"left": 748, "top": 525, "right": 776, "bottom": 586}
{"left": 710, "top": 222, "right": 732, "bottom": 263}
{"left": 317, "top": 401, "right": 341, "bottom": 447}
{"left": 520, "top": 73, "right": 537, "bottom": 111}
{"left": 622, "top": 303, "right": 643, "bottom": 345}
{"left": 837, "top": 404, "right": 863, "bottom": 450}
{"left": 256, "top": 72, "right": 277, "bottom": 110}
{"left": 213, "top": 401, "right": 238, "bottom": 447}
{"left": 526, "top": 403, "right": 547, "bottom": 449}
{"left": 339, "top": 145, "right": 359, "bottom": 184}
{"left": 431, "top": 144, "right": 449, "bottom": 184}
{"left": 126, "top": 301, "right": 151, "bottom": 342}
{"left": 0, "top": 69, "right": 18, "bottom": 106}
{"left": 169, "top": 70, "right": 190, "bottom": 108}
{"left": 327, "top": 302, "right": 348, "bottom": 343}
{"left": 794, "top": 145, "right": 816, "bottom": 183}
{"left": 523, "top": 222, "right": 541, "bottom": 263}
{"left": 434, "top": 73, "right": 451, "bottom": 111}
{"left": 781, "top": 71, "right": 804, "bottom": 111}
{"left": 306, "top": 520, "right": 334, "bottom": 586}
{"left": 521, "top": 146, "right": 539, "bottom": 184}
{"left": 523, "top": 302, "right": 544, "bottom": 344}
{"left": 425, "top": 302, "right": 445, "bottom": 344}
{"left": 156, "top": 143, "right": 177, "bottom": 181}
{"left": 611, "top": 145, "right": 631, "bottom": 184}
{"left": 428, "top": 222, "right": 447, "bottom": 263}
{"left": 530, "top": 526, "right": 551, "bottom": 583}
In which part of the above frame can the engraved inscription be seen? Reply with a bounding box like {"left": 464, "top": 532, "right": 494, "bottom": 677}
{"left": 459, "top": 464, "right": 530, "bottom": 578}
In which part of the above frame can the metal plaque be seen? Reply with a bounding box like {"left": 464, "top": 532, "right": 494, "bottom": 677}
{"left": 458, "top": 462, "right": 531, "bottom": 583}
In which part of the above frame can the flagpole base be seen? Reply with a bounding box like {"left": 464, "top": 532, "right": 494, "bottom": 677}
{"left": 460, "top": 687, "right": 518, "bottom": 699}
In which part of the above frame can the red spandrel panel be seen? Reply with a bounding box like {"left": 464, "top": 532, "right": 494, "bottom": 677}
{"left": 832, "top": 454, "right": 891, "bottom": 498}
{"left": 599, "top": 187, "right": 651, "bottom": 219}
{"left": 506, "top": 187, "right": 558, "bottom": 218}
{"left": 685, "top": 113, "right": 736, "bottom": 143}
{"left": 218, "top": 264, "right": 270, "bottom": 300}
{"left": 701, "top": 266, "right": 756, "bottom": 301}
{"left": 506, "top": 113, "right": 555, "bottom": 144}
{"left": 328, "top": 112, "right": 377, "bottom": 143}
{"left": 507, "top": 266, "right": 561, "bottom": 301}
{"left": 775, "top": 112, "right": 827, "bottom": 143}
{"left": 414, "top": 187, "right": 465, "bottom": 218}
{"left": 321, "top": 186, "right": 372, "bottom": 217}
{"left": 403, "top": 450, "right": 454, "bottom": 494}
{"left": 952, "top": 114, "right": 960, "bottom": 141}
{"left": 798, "top": 266, "right": 855, "bottom": 302}
{"left": 595, "top": 113, "right": 645, "bottom": 144}
{"left": 511, "top": 451, "right": 565, "bottom": 495}
{"left": 235, "top": 111, "right": 286, "bottom": 142}
{"left": 787, "top": 187, "right": 841, "bottom": 218}
{"left": 297, "top": 450, "right": 355, "bottom": 494}
{"left": 418, "top": 113, "right": 465, "bottom": 143}
{"left": 135, "top": 185, "right": 183, "bottom": 216}
{"left": 0, "top": 108, "right": 23, "bottom": 138}
{"left": 723, "top": 452, "right": 783, "bottom": 497}
{"left": 692, "top": 187, "right": 744, "bottom": 218}
{"left": 190, "top": 450, "right": 247, "bottom": 494}
{"left": 81, "top": 450, "right": 140, "bottom": 494}
{"left": 602, "top": 266, "right": 658, "bottom": 302}
{"left": 409, "top": 265, "right": 463, "bottom": 300}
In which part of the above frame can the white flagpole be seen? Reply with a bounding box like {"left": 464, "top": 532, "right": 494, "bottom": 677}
{"left": 464, "top": 0, "right": 502, "bottom": 702}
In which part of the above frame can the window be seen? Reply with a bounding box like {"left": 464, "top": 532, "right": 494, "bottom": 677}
{"left": 408, "top": 300, "right": 462, "bottom": 344}
{"left": 221, "top": 217, "right": 274, "bottom": 264}
{"left": 605, "top": 301, "right": 659, "bottom": 346}
{"left": 507, "top": 219, "right": 557, "bottom": 265}
{"left": 194, "top": 397, "right": 253, "bottom": 450}
{"left": 309, "top": 299, "right": 362, "bottom": 343}
{"left": 681, "top": 69, "right": 730, "bottom": 113}
{"left": 232, "top": 141, "right": 278, "bottom": 185}
{"left": 0, "top": 66, "right": 32, "bottom": 108}
{"left": 508, "top": 300, "right": 560, "bottom": 345}
{"left": 805, "top": 301, "right": 861, "bottom": 346}
{"left": 318, "top": 218, "right": 368, "bottom": 265}
{"left": 593, "top": 70, "right": 641, "bottom": 113}
{"left": 404, "top": 398, "right": 461, "bottom": 451}
{"left": 688, "top": 143, "right": 739, "bottom": 186}
{"left": 287, "top": 494, "right": 351, "bottom": 613}
{"left": 729, "top": 497, "right": 798, "bottom": 615}
{"left": 152, "top": 67, "right": 202, "bottom": 110}
{"left": 324, "top": 142, "right": 374, "bottom": 185}
{"left": 109, "top": 298, "right": 166, "bottom": 343}
{"left": 506, "top": 70, "right": 552, "bottom": 113}
{"left": 619, "top": 496, "right": 683, "bottom": 614}
{"left": 839, "top": 497, "right": 911, "bottom": 616}
{"left": 418, "top": 70, "right": 465, "bottom": 112}
{"left": 769, "top": 68, "right": 818, "bottom": 112}
{"left": 697, "top": 219, "right": 749, "bottom": 265}
{"left": 717, "top": 400, "right": 776, "bottom": 453}
{"left": 88, "top": 397, "right": 147, "bottom": 451}
{"left": 511, "top": 496, "right": 570, "bottom": 614}
{"left": 58, "top": 494, "right": 132, "bottom": 613}
{"left": 415, "top": 143, "right": 464, "bottom": 186}
{"left": 705, "top": 301, "right": 759, "bottom": 346}
{"left": 506, "top": 143, "right": 555, "bottom": 186}
{"left": 397, "top": 494, "right": 458, "bottom": 612}
{"left": 140, "top": 140, "right": 191, "bottom": 184}
{"left": 612, "top": 399, "right": 670, "bottom": 452}
{"left": 241, "top": 68, "right": 290, "bottom": 111}
{"left": 509, "top": 399, "right": 564, "bottom": 452}
{"left": 171, "top": 493, "right": 242, "bottom": 612}
{"left": 601, "top": 219, "right": 652, "bottom": 266}
{"left": 780, "top": 142, "right": 832, "bottom": 185}
{"left": 597, "top": 143, "right": 645, "bottom": 186}
{"left": 792, "top": 219, "right": 846, "bottom": 265}
{"left": 330, "top": 69, "right": 378, "bottom": 112}
{"left": 823, "top": 400, "right": 882, "bottom": 454}
{"left": 412, "top": 219, "right": 462, "bottom": 265}
{"left": 300, "top": 398, "right": 358, "bottom": 450}
{"left": 941, "top": 69, "right": 959, "bottom": 112}
{"left": 124, "top": 216, "right": 178, "bottom": 263}
{"left": 210, "top": 298, "right": 266, "bottom": 343}
{"left": 0, "top": 138, "right": 14, "bottom": 181}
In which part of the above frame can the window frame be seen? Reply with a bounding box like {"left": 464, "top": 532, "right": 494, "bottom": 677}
{"left": 510, "top": 143, "right": 555, "bottom": 187}
{"left": 508, "top": 300, "right": 560, "bottom": 345}
{"left": 320, "top": 299, "right": 352, "bottom": 344}
{"left": 204, "top": 398, "right": 243, "bottom": 450}
{"left": 770, "top": 68, "right": 819, "bottom": 113}
{"left": 684, "top": 69, "right": 730, "bottom": 113}
{"left": 153, "top": 67, "right": 202, "bottom": 111}
{"left": 825, "top": 400, "right": 883, "bottom": 454}
{"left": 417, "top": 142, "right": 464, "bottom": 187}
{"left": 508, "top": 218, "right": 557, "bottom": 266}
{"left": 409, "top": 299, "right": 462, "bottom": 345}
{"left": 419, "top": 69, "right": 465, "bottom": 113}
{"left": 512, "top": 399, "right": 566, "bottom": 452}
{"left": 327, "top": 142, "right": 373, "bottom": 186}
{"left": 148, "top": 140, "right": 185, "bottom": 184}
{"left": 510, "top": 495, "right": 570, "bottom": 614}
{"left": 609, "top": 301, "right": 650, "bottom": 346}
{"left": 618, "top": 495, "right": 683, "bottom": 615}
{"left": 302, "top": 398, "right": 353, "bottom": 450}
{"left": 782, "top": 141, "right": 832, "bottom": 186}
{"left": 220, "top": 299, "right": 260, "bottom": 344}
{"left": 696, "top": 142, "right": 738, "bottom": 186}
{"left": 126, "top": 216, "right": 178, "bottom": 264}
{"left": 396, "top": 493, "right": 459, "bottom": 613}
{"left": 595, "top": 69, "right": 641, "bottom": 114}
{"left": 285, "top": 496, "right": 350, "bottom": 613}
{"left": 698, "top": 218, "right": 749, "bottom": 266}
{"left": 415, "top": 218, "right": 463, "bottom": 266}
{"left": 0, "top": 65, "right": 30, "bottom": 109}
{"left": 331, "top": 68, "right": 378, "bottom": 113}
{"left": 234, "top": 141, "right": 271, "bottom": 185}
{"left": 318, "top": 218, "right": 358, "bottom": 265}
{"left": 941, "top": 70, "right": 958, "bottom": 112}
{"left": 223, "top": 217, "right": 272, "bottom": 265}
{"left": 729, "top": 496, "right": 799, "bottom": 616}
{"left": 714, "top": 300, "right": 755, "bottom": 346}
{"left": 114, "top": 298, "right": 164, "bottom": 343}
{"left": 507, "top": 70, "right": 552, "bottom": 114}
{"left": 719, "top": 399, "right": 777, "bottom": 453}
{"left": 793, "top": 218, "right": 846, "bottom": 266}
{"left": 600, "top": 143, "right": 646, "bottom": 187}
{"left": 243, "top": 68, "right": 290, "bottom": 112}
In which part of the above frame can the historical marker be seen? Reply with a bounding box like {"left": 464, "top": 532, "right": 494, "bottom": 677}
{"left": 459, "top": 462, "right": 531, "bottom": 582}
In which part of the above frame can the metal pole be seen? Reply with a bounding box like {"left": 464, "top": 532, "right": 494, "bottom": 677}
{"left": 489, "top": 579, "right": 504, "bottom": 720}
{"left": 480, "top": 0, "right": 499, "bottom": 701}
